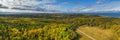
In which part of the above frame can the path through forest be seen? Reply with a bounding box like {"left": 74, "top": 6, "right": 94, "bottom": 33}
{"left": 76, "top": 29, "right": 96, "bottom": 40}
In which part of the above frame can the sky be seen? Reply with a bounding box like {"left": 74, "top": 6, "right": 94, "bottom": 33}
{"left": 0, "top": 0, "right": 120, "bottom": 13}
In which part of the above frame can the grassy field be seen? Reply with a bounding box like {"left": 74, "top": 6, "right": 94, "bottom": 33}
{"left": 0, "top": 13, "right": 120, "bottom": 40}
{"left": 77, "top": 26, "right": 117, "bottom": 40}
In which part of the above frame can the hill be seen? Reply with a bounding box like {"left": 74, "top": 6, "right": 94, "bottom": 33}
{"left": 0, "top": 13, "right": 120, "bottom": 40}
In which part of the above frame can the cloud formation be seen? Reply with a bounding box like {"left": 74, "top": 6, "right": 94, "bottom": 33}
{"left": 0, "top": 0, "right": 120, "bottom": 13}
{"left": 96, "top": 0, "right": 105, "bottom": 4}
{"left": 0, "top": 0, "right": 40, "bottom": 8}
{"left": 69, "top": 1, "right": 120, "bottom": 13}
{"left": 0, "top": 0, "right": 58, "bottom": 12}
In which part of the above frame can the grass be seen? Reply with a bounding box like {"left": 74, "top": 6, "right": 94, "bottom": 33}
{"left": 77, "top": 26, "right": 118, "bottom": 40}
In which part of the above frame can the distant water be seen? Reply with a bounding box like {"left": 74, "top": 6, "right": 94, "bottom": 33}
{"left": 80, "top": 13, "right": 120, "bottom": 18}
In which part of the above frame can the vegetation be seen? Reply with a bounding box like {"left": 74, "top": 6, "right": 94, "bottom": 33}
{"left": 77, "top": 26, "right": 117, "bottom": 40}
{"left": 0, "top": 13, "right": 120, "bottom": 40}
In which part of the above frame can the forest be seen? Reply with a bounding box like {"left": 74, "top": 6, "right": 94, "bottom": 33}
{"left": 0, "top": 13, "right": 120, "bottom": 40}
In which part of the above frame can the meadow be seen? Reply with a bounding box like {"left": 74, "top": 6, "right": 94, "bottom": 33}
{"left": 0, "top": 13, "right": 120, "bottom": 40}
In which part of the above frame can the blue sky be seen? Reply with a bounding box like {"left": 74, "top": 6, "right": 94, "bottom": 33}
{"left": 0, "top": 0, "right": 120, "bottom": 13}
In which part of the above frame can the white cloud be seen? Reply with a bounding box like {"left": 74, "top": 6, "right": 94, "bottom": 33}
{"left": 0, "top": 0, "right": 59, "bottom": 12}
{"left": 0, "top": 8, "right": 56, "bottom": 13}
{"left": 69, "top": 1, "right": 120, "bottom": 13}
{"left": 0, "top": 0, "right": 120, "bottom": 13}
{"left": 41, "top": 2, "right": 69, "bottom": 11}
{"left": 96, "top": 0, "right": 105, "bottom": 4}
{"left": 0, "top": 0, "right": 40, "bottom": 8}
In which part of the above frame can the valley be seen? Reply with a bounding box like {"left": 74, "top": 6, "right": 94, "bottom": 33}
{"left": 0, "top": 13, "right": 120, "bottom": 40}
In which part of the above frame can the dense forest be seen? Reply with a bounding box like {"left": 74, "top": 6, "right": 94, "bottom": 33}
{"left": 0, "top": 13, "right": 120, "bottom": 40}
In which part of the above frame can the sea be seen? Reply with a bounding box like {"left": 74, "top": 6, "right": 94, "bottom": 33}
{"left": 80, "top": 13, "right": 120, "bottom": 18}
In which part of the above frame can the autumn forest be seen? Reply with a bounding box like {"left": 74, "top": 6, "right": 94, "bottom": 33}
{"left": 0, "top": 13, "right": 120, "bottom": 40}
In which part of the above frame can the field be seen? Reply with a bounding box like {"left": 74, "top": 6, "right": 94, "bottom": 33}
{"left": 0, "top": 13, "right": 120, "bottom": 40}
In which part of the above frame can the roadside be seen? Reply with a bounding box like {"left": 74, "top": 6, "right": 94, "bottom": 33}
{"left": 75, "top": 26, "right": 117, "bottom": 40}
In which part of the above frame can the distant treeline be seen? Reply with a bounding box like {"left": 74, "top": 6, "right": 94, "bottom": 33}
{"left": 0, "top": 13, "right": 99, "bottom": 18}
